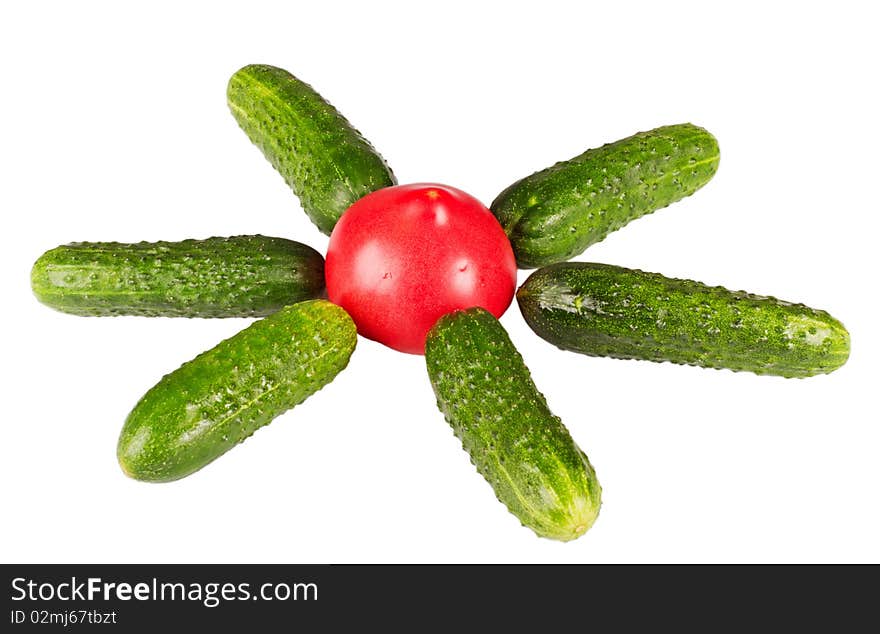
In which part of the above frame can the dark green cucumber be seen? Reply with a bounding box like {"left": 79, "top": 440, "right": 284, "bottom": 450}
{"left": 518, "top": 263, "right": 850, "bottom": 378}
{"left": 425, "top": 308, "right": 601, "bottom": 541}
{"left": 118, "top": 300, "right": 356, "bottom": 482}
{"left": 31, "top": 235, "right": 325, "bottom": 318}
{"left": 491, "top": 123, "right": 720, "bottom": 268}
{"left": 227, "top": 64, "right": 396, "bottom": 234}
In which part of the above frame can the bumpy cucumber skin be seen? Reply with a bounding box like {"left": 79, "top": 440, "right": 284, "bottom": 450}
{"left": 118, "top": 300, "right": 357, "bottom": 482}
{"left": 425, "top": 308, "right": 601, "bottom": 541}
{"left": 227, "top": 64, "right": 396, "bottom": 235}
{"left": 31, "top": 235, "right": 325, "bottom": 318}
{"left": 518, "top": 263, "right": 850, "bottom": 378}
{"left": 491, "top": 123, "right": 720, "bottom": 268}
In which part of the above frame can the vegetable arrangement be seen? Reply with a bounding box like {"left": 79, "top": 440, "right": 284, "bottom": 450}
{"left": 31, "top": 64, "right": 849, "bottom": 541}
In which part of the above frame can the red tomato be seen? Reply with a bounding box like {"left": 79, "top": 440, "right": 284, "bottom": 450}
{"left": 325, "top": 183, "right": 517, "bottom": 354}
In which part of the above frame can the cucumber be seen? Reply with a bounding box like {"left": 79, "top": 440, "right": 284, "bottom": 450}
{"left": 118, "top": 300, "right": 357, "bottom": 482}
{"left": 425, "top": 308, "right": 601, "bottom": 541}
{"left": 31, "top": 235, "right": 325, "bottom": 318}
{"left": 517, "top": 262, "right": 850, "bottom": 378}
{"left": 227, "top": 64, "right": 396, "bottom": 235}
{"left": 491, "top": 123, "right": 720, "bottom": 268}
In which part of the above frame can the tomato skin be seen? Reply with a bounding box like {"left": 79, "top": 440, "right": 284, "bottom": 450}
{"left": 325, "top": 183, "right": 517, "bottom": 354}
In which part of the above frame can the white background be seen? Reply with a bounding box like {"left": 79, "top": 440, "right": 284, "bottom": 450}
{"left": 2, "top": 1, "right": 877, "bottom": 563}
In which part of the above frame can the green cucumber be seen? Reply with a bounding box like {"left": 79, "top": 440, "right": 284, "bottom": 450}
{"left": 491, "top": 123, "right": 720, "bottom": 268}
{"left": 118, "top": 299, "right": 356, "bottom": 482}
{"left": 425, "top": 308, "right": 601, "bottom": 541}
{"left": 31, "top": 235, "right": 325, "bottom": 318}
{"left": 517, "top": 262, "right": 850, "bottom": 378}
{"left": 227, "top": 64, "right": 396, "bottom": 235}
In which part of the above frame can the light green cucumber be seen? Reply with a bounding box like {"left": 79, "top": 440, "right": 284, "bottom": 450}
{"left": 491, "top": 123, "right": 720, "bottom": 268}
{"left": 31, "top": 235, "right": 324, "bottom": 318}
{"left": 518, "top": 262, "right": 850, "bottom": 378}
{"left": 227, "top": 64, "right": 396, "bottom": 234}
{"left": 118, "top": 300, "right": 356, "bottom": 482}
{"left": 425, "top": 308, "right": 601, "bottom": 541}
